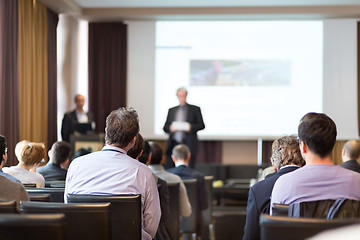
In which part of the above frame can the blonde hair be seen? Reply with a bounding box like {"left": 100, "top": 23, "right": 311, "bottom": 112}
{"left": 15, "top": 140, "right": 30, "bottom": 161}
{"left": 21, "top": 142, "right": 46, "bottom": 167}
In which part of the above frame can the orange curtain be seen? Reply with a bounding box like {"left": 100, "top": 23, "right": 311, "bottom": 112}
{"left": 18, "top": 0, "right": 48, "bottom": 150}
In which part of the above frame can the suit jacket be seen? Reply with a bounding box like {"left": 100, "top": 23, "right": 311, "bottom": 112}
{"left": 167, "top": 165, "right": 208, "bottom": 237}
{"left": 61, "top": 110, "right": 94, "bottom": 142}
{"left": 167, "top": 165, "right": 208, "bottom": 211}
{"left": 340, "top": 159, "right": 360, "bottom": 174}
{"left": 242, "top": 165, "right": 300, "bottom": 240}
{"left": 156, "top": 177, "right": 171, "bottom": 240}
{"left": 163, "top": 104, "right": 205, "bottom": 155}
{"left": 0, "top": 175, "right": 29, "bottom": 202}
{"left": 37, "top": 163, "right": 67, "bottom": 181}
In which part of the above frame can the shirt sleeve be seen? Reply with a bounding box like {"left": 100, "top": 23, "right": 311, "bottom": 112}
{"left": 270, "top": 178, "right": 284, "bottom": 215}
{"left": 142, "top": 172, "right": 161, "bottom": 239}
{"left": 179, "top": 180, "right": 192, "bottom": 217}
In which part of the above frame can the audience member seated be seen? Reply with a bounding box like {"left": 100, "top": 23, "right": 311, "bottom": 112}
{"left": 4, "top": 142, "right": 46, "bottom": 188}
{"left": 64, "top": 108, "right": 161, "bottom": 240}
{"left": 271, "top": 112, "right": 360, "bottom": 213}
{"left": 127, "top": 133, "right": 145, "bottom": 160}
{"left": 243, "top": 135, "right": 305, "bottom": 240}
{"left": 37, "top": 141, "right": 71, "bottom": 181}
{"left": 72, "top": 148, "right": 91, "bottom": 161}
{"left": 340, "top": 140, "right": 360, "bottom": 174}
{"left": 128, "top": 135, "right": 171, "bottom": 240}
{"left": 257, "top": 165, "right": 276, "bottom": 182}
{"left": 14, "top": 139, "right": 30, "bottom": 162}
{"left": 149, "top": 141, "right": 191, "bottom": 217}
{"left": 0, "top": 135, "right": 29, "bottom": 202}
{"left": 0, "top": 135, "right": 21, "bottom": 183}
{"left": 138, "top": 140, "right": 151, "bottom": 165}
{"left": 167, "top": 144, "right": 208, "bottom": 237}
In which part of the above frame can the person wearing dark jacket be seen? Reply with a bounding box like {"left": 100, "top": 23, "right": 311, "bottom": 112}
{"left": 61, "top": 94, "right": 95, "bottom": 142}
{"left": 340, "top": 140, "right": 360, "bottom": 174}
{"left": 37, "top": 141, "right": 71, "bottom": 181}
{"left": 167, "top": 144, "right": 208, "bottom": 238}
{"left": 243, "top": 135, "right": 305, "bottom": 240}
{"left": 163, "top": 88, "right": 205, "bottom": 169}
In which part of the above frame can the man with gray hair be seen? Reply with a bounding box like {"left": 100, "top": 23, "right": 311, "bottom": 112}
{"left": 163, "top": 87, "right": 205, "bottom": 169}
{"left": 65, "top": 108, "right": 161, "bottom": 240}
{"left": 167, "top": 144, "right": 208, "bottom": 237}
{"left": 340, "top": 140, "right": 360, "bottom": 173}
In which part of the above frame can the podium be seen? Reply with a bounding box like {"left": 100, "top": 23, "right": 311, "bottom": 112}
{"left": 69, "top": 133, "right": 105, "bottom": 156}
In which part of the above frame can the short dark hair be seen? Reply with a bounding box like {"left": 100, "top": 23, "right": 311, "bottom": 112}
{"left": 149, "top": 142, "right": 163, "bottom": 165}
{"left": 72, "top": 148, "right": 91, "bottom": 161}
{"left": 105, "top": 108, "right": 139, "bottom": 148}
{"left": 50, "top": 141, "right": 71, "bottom": 166}
{"left": 138, "top": 141, "right": 150, "bottom": 165}
{"left": 0, "top": 135, "right": 7, "bottom": 161}
{"left": 127, "top": 133, "right": 144, "bottom": 159}
{"left": 172, "top": 144, "right": 190, "bottom": 161}
{"left": 298, "top": 112, "right": 337, "bottom": 158}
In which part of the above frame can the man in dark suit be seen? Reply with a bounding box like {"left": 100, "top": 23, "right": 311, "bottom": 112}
{"left": 243, "top": 135, "right": 305, "bottom": 240}
{"left": 340, "top": 140, "right": 360, "bottom": 173}
{"left": 61, "top": 94, "right": 95, "bottom": 142}
{"left": 163, "top": 87, "right": 205, "bottom": 169}
{"left": 167, "top": 144, "right": 208, "bottom": 238}
{"left": 37, "top": 141, "right": 71, "bottom": 181}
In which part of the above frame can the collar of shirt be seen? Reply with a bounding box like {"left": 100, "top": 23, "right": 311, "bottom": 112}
{"left": 279, "top": 165, "right": 300, "bottom": 171}
{"left": 175, "top": 162, "right": 186, "bottom": 167}
{"left": 149, "top": 164, "right": 165, "bottom": 171}
{"left": 102, "top": 145, "right": 127, "bottom": 154}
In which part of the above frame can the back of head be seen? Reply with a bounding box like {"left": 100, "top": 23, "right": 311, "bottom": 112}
{"left": 138, "top": 141, "right": 150, "bottom": 165}
{"left": 15, "top": 140, "right": 30, "bottom": 161}
{"left": 21, "top": 142, "right": 46, "bottom": 167}
{"left": 127, "top": 133, "right": 144, "bottom": 159}
{"left": 172, "top": 144, "right": 190, "bottom": 161}
{"left": 343, "top": 140, "right": 360, "bottom": 160}
{"left": 149, "top": 142, "right": 163, "bottom": 165}
{"left": 50, "top": 141, "right": 71, "bottom": 166}
{"left": 270, "top": 135, "right": 305, "bottom": 170}
{"left": 72, "top": 148, "right": 91, "bottom": 161}
{"left": 298, "top": 112, "right": 337, "bottom": 158}
{"left": 105, "top": 107, "right": 139, "bottom": 148}
{"left": 0, "top": 135, "right": 6, "bottom": 157}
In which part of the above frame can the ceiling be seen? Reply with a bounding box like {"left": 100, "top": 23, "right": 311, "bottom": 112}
{"left": 39, "top": 0, "right": 360, "bottom": 21}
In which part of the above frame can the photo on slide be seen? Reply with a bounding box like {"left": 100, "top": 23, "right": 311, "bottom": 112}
{"left": 189, "top": 59, "right": 292, "bottom": 86}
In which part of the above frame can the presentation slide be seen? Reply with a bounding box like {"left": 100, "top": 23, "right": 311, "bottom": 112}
{"left": 154, "top": 21, "right": 323, "bottom": 139}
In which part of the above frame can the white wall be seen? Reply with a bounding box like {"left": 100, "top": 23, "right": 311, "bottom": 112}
{"left": 57, "top": 15, "right": 89, "bottom": 140}
{"left": 323, "top": 19, "right": 358, "bottom": 140}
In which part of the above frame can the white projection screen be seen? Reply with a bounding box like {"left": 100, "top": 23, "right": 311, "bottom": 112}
{"left": 127, "top": 19, "right": 358, "bottom": 140}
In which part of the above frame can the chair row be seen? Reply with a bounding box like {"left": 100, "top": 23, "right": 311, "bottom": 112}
{"left": 260, "top": 214, "right": 360, "bottom": 240}
{"left": 22, "top": 176, "right": 215, "bottom": 240}
{"left": 0, "top": 195, "right": 140, "bottom": 240}
{"left": 263, "top": 199, "right": 360, "bottom": 240}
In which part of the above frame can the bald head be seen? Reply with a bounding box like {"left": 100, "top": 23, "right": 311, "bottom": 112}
{"left": 342, "top": 140, "right": 360, "bottom": 162}
{"left": 74, "top": 94, "right": 85, "bottom": 111}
